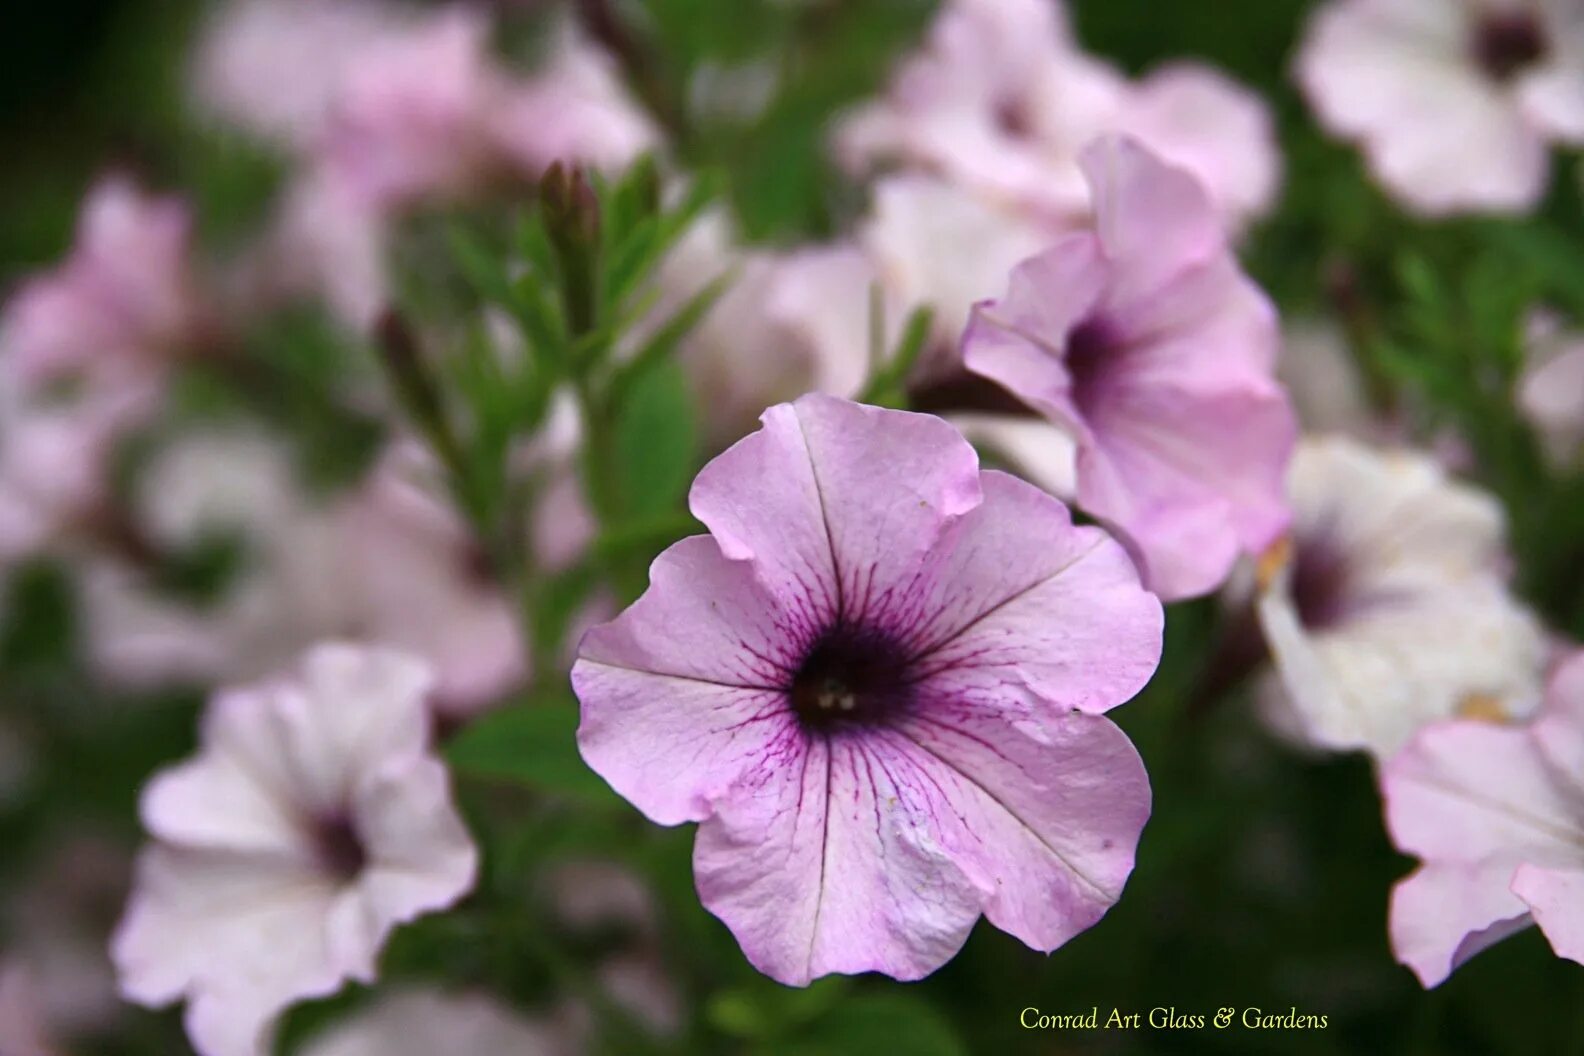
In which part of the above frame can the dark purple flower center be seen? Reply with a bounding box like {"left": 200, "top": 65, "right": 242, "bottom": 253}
{"left": 994, "top": 95, "right": 1035, "bottom": 139}
{"left": 1065, "top": 314, "right": 1121, "bottom": 415}
{"left": 310, "top": 812, "right": 368, "bottom": 882}
{"left": 1288, "top": 533, "right": 1354, "bottom": 631}
{"left": 460, "top": 538, "right": 497, "bottom": 586}
{"left": 1471, "top": 11, "right": 1548, "bottom": 82}
{"left": 789, "top": 623, "right": 916, "bottom": 733}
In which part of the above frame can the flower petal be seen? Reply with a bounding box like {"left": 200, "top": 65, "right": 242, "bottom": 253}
{"left": 354, "top": 757, "right": 478, "bottom": 926}
{"left": 1079, "top": 381, "right": 1294, "bottom": 599}
{"left": 1511, "top": 864, "right": 1584, "bottom": 968}
{"left": 690, "top": 395, "right": 983, "bottom": 629}
{"left": 903, "top": 471, "right": 1162, "bottom": 715}
{"left": 692, "top": 733, "right": 982, "bottom": 986}
{"left": 113, "top": 846, "right": 344, "bottom": 1054}
{"left": 887, "top": 702, "right": 1150, "bottom": 951}
{"left": 1388, "top": 862, "right": 1532, "bottom": 988}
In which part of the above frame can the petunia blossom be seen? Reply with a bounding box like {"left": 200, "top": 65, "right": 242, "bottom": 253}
{"left": 216, "top": 3, "right": 652, "bottom": 328}
{"left": 0, "top": 963, "right": 57, "bottom": 1056}
{"left": 79, "top": 435, "right": 527, "bottom": 719}
{"left": 963, "top": 135, "right": 1296, "bottom": 601}
{"left": 0, "top": 176, "right": 197, "bottom": 561}
{"left": 1255, "top": 436, "right": 1546, "bottom": 758}
{"left": 1517, "top": 307, "right": 1584, "bottom": 469}
{"left": 573, "top": 394, "right": 1162, "bottom": 985}
{"left": 646, "top": 211, "right": 872, "bottom": 443}
{"left": 1297, "top": 0, "right": 1584, "bottom": 215}
{"left": 1383, "top": 649, "right": 1584, "bottom": 986}
{"left": 0, "top": 175, "right": 201, "bottom": 385}
{"left": 112, "top": 643, "right": 477, "bottom": 1056}
{"left": 836, "top": 0, "right": 1280, "bottom": 229}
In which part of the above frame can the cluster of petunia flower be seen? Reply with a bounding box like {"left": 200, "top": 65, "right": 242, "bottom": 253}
{"left": 2, "top": 0, "right": 1583, "bottom": 1054}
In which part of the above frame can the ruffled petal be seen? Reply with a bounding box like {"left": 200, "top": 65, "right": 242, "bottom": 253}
{"left": 690, "top": 396, "right": 983, "bottom": 629}
{"left": 1388, "top": 862, "right": 1532, "bottom": 987}
{"left": 113, "top": 846, "right": 344, "bottom": 1056}
{"left": 887, "top": 701, "right": 1150, "bottom": 951}
{"left": 901, "top": 472, "right": 1162, "bottom": 715}
{"left": 1511, "top": 864, "right": 1584, "bottom": 968}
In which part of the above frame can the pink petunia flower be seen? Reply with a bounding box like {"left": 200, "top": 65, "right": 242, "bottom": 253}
{"left": 572, "top": 394, "right": 1162, "bottom": 985}
{"left": 836, "top": 0, "right": 1280, "bottom": 230}
{"left": 112, "top": 644, "right": 478, "bottom": 1056}
{"left": 0, "top": 176, "right": 200, "bottom": 385}
{"left": 317, "top": 6, "right": 505, "bottom": 209}
{"left": 79, "top": 435, "right": 528, "bottom": 719}
{"left": 1297, "top": 0, "right": 1584, "bottom": 215}
{"left": 963, "top": 136, "right": 1296, "bottom": 601}
{"left": 490, "top": 24, "right": 660, "bottom": 178}
{"left": 0, "top": 176, "right": 197, "bottom": 560}
{"left": 0, "top": 962, "right": 58, "bottom": 1056}
{"left": 1383, "top": 649, "right": 1584, "bottom": 986}
{"left": 1517, "top": 307, "right": 1584, "bottom": 469}
{"left": 190, "top": 0, "right": 415, "bottom": 152}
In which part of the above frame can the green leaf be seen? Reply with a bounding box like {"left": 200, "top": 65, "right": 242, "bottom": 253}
{"left": 771, "top": 993, "right": 969, "bottom": 1056}
{"left": 611, "top": 358, "right": 700, "bottom": 520}
{"left": 446, "top": 698, "right": 619, "bottom": 807}
{"left": 608, "top": 269, "right": 734, "bottom": 409}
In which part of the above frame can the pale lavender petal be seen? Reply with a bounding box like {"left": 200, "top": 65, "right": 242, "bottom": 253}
{"left": 1511, "top": 865, "right": 1584, "bottom": 968}
{"left": 1080, "top": 135, "right": 1225, "bottom": 302}
{"left": 1389, "top": 863, "right": 1532, "bottom": 987}
{"left": 113, "top": 846, "right": 343, "bottom": 1053}
{"left": 887, "top": 702, "right": 1149, "bottom": 951}
{"left": 690, "top": 395, "right": 983, "bottom": 626}
{"left": 903, "top": 472, "right": 1162, "bottom": 715}
{"left": 692, "top": 734, "right": 983, "bottom": 986}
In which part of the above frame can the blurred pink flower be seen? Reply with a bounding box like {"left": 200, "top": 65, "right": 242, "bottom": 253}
{"left": 0, "top": 963, "right": 58, "bottom": 1056}
{"left": 1297, "top": 0, "right": 1584, "bottom": 215}
{"left": 327, "top": 443, "right": 527, "bottom": 716}
{"left": 0, "top": 360, "right": 160, "bottom": 563}
{"left": 298, "top": 989, "right": 563, "bottom": 1056}
{"left": 3, "top": 835, "right": 131, "bottom": 1043}
{"left": 207, "top": 2, "right": 653, "bottom": 327}
{"left": 1518, "top": 308, "right": 1584, "bottom": 468}
{"left": 190, "top": 0, "right": 414, "bottom": 151}
{"left": 319, "top": 7, "right": 505, "bottom": 208}
{"left": 80, "top": 435, "right": 527, "bottom": 719}
{"left": 1277, "top": 318, "right": 1375, "bottom": 436}
{"left": 1255, "top": 436, "right": 1546, "bottom": 759}
{"left": 573, "top": 394, "right": 1160, "bottom": 985}
{"left": 0, "top": 176, "right": 197, "bottom": 561}
{"left": 1383, "top": 650, "right": 1584, "bottom": 986}
{"left": 860, "top": 174, "right": 1058, "bottom": 378}
{"left": 836, "top": 0, "right": 1280, "bottom": 229}
{"left": 651, "top": 211, "right": 872, "bottom": 442}
{"left": 964, "top": 136, "right": 1296, "bottom": 600}
{"left": 491, "top": 25, "right": 660, "bottom": 176}
{"left": 112, "top": 644, "right": 477, "bottom": 1056}
{"left": 0, "top": 176, "right": 201, "bottom": 384}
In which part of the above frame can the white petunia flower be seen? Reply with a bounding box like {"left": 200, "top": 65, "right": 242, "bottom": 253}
{"left": 111, "top": 644, "right": 478, "bottom": 1056}
{"left": 1297, "top": 0, "right": 1584, "bottom": 215}
{"left": 1255, "top": 436, "right": 1547, "bottom": 757}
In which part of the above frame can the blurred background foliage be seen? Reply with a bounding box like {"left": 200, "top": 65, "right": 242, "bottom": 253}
{"left": 2, "top": 1, "right": 1584, "bottom": 1054}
